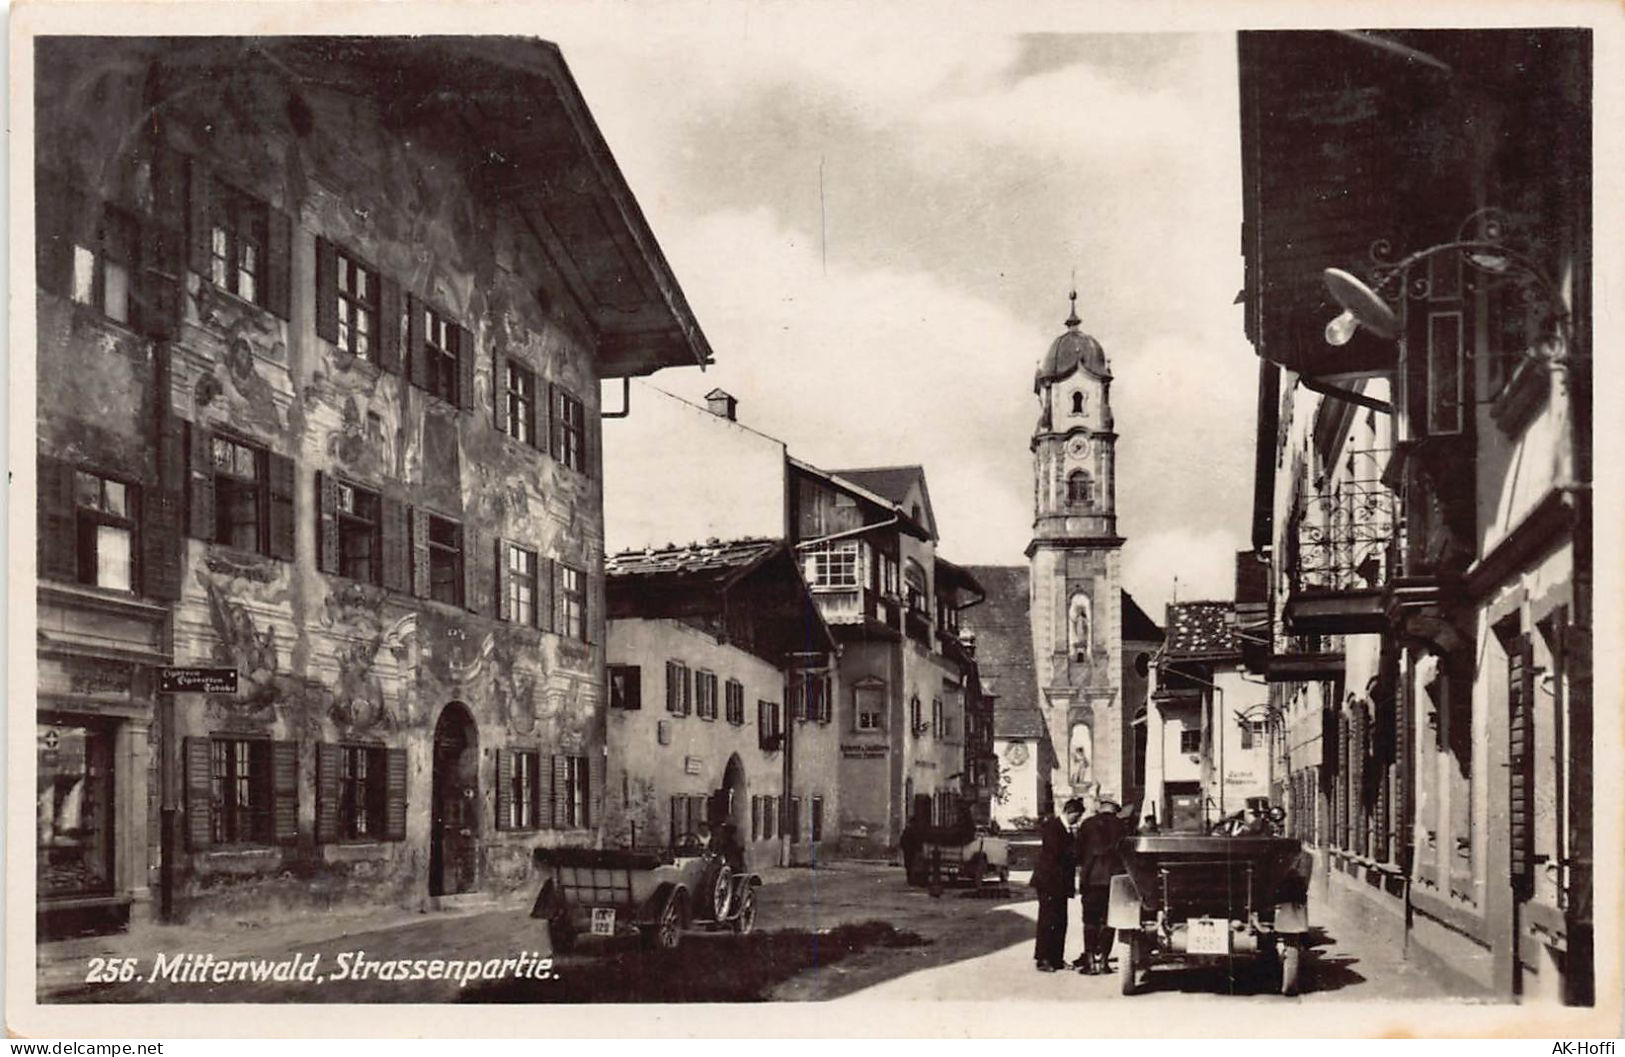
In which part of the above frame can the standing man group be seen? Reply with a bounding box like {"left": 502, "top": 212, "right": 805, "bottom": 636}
{"left": 1029, "top": 793, "right": 1129, "bottom": 975}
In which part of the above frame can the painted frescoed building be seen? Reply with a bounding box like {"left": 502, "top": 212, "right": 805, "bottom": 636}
{"left": 33, "top": 37, "right": 710, "bottom": 930}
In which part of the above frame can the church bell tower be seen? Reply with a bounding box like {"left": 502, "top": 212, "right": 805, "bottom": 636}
{"left": 1027, "top": 292, "right": 1126, "bottom": 810}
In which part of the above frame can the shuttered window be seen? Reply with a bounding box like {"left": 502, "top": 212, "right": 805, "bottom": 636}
{"left": 497, "top": 749, "right": 541, "bottom": 831}
{"left": 553, "top": 386, "right": 586, "bottom": 472}
{"left": 316, "top": 742, "right": 405, "bottom": 843}
{"left": 209, "top": 736, "right": 272, "bottom": 845}
{"left": 724, "top": 679, "right": 745, "bottom": 725}
{"left": 187, "top": 424, "right": 294, "bottom": 561}
{"left": 609, "top": 665, "right": 641, "bottom": 710}
{"left": 317, "top": 473, "right": 382, "bottom": 584}
{"left": 695, "top": 671, "right": 719, "bottom": 721}
{"left": 666, "top": 661, "right": 691, "bottom": 716}
{"left": 758, "top": 701, "right": 782, "bottom": 750}
{"left": 1507, "top": 633, "right": 1536, "bottom": 896}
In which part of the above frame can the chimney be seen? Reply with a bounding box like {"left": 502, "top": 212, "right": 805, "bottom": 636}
{"left": 705, "top": 388, "right": 738, "bottom": 421}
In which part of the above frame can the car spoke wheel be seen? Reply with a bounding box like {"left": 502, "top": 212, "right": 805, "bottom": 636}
{"left": 731, "top": 885, "right": 757, "bottom": 934}
{"left": 655, "top": 894, "right": 683, "bottom": 950}
{"left": 710, "top": 864, "right": 733, "bottom": 920}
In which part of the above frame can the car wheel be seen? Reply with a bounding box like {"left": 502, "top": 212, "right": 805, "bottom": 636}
{"left": 1280, "top": 938, "right": 1302, "bottom": 996}
{"left": 964, "top": 855, "right": 986, "bottom": 886}
{"left": 1120, "top": 933, "right": 1144, "bottom": 996}
{"left": 710, "top": 864, "right": 733, "bottom": 920}
{"left": 655, "top": 892, "right": 685, "bottom": 951}
{"left": 731, "top": 884, "right": 757, "bottom": 935}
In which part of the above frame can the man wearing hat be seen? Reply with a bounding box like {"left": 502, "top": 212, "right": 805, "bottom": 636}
{"left": 1030, "top": 798, "right": 1084, "bottom": 972}
{"left": 1073, "top": 793, "right": 1127, "bottom": 973}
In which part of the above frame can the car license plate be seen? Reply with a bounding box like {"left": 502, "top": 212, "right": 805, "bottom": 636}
{"left": 1187, "top": 917, "right": 1230, "bottom": 955}
{"left": 590, "top": 907, "right": 616, "bottom": 936}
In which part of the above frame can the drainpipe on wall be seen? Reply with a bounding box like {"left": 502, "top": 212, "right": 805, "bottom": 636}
{"left": 781, "top": 668, "right": 793, "bottom": 868}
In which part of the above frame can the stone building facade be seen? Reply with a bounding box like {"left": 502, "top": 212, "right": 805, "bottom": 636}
{"left": 34, "top": 37, "right": 709, "bottom": 929}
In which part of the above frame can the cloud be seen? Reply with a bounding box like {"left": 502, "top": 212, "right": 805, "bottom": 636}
{"left": 1123, "top": 524, "right": 1247, "bottom": 619}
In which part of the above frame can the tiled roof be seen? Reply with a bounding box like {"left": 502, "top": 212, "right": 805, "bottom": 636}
{"left": 1164, "top": 601, "right": 1239, "bottom": 659}
{"left": 606, "top": 537, "right": 779, "bottom": 591}
{"left": 961, "top": 565, "right": 1044, "bottom": 741}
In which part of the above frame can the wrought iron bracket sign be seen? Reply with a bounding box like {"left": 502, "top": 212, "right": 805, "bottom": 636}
{"left": 158, "top": 667, "right": 240, "bottom": 694}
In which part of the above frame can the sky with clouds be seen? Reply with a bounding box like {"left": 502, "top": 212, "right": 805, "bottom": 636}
{"left": 556, "top": 16, "right": 1258, "bottom": 617}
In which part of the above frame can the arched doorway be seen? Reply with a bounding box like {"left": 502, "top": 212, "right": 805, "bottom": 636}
{"left": 429, "top": 703, "right": 479, "bottom": 897}
{"left": 717, "top": 754, "right": 747, "bottom": 833}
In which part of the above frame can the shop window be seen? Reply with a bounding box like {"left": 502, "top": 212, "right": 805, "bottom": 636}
{"left": 211, "top": 736, "right": 271, "bottom": 845}
{"left": 37, "top": 721, "right": 114, "bottom": 897}
{"left": 73, "top": 471, "right": 134, "bottom": 592}
{"left": 696, "top": 671, "right": 719, "bottom": 721}
{"left": 338, "top": 744, "right": 385, "bottom": 840}
{"left": 71, "top": 207, "right": 137, "bottom": 324}
{"left": 210, "top": 184, "right": 268, "bottom": 306}
{"left": 553, "top": 387, "right": 586, "bottom": 471}
{"left": 609, "top": 665, "right": 641, "bottom": 711}
{"left": 725, "top": 679, "right": 745, "bottom": 725}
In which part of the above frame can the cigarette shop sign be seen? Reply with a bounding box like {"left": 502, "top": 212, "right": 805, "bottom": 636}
{"left": 158, "top": 667, "right": 240, "bottom": 694}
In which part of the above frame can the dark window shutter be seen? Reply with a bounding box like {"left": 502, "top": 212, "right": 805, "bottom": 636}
{"left": 551, "top": 755, "right": 570, "bottom": 828}
{"left": 35, "top": 175, "right": 74, "bottom": 297}
{"left": 316, "top": 471, "right": 340, "bottom": 574}
{"left": 184, "top": 736, "right": 213, "bottom": 850}
{"left": 495, "top": 538, "right": 511, "bottom": 622}
{"left": 409, "top": 506, "right": 430, "bottom": 598}
{"left": 313, "top": 236, "right": 338, "bottom": 344}
{"left": 588, "top": 752, "right": 603, "bottom": 829}
{"left": 267, "top": 452, "right": 296, "bottom": 561}
{"left": 584, "top": 391, "right": 600, "bottom": 478}
{"left": 405, "top": 294, "right": 427, "bottom": 390}
{"left": 670, "top": 796, "right": 683, "bottom": 845}
{"left": 534, "top": 372, "right": 550, "bottom": 456}
{"left": 380, "top": 496, "right": 410, "bottom": 593}
{"left": 376, "top": 274, "right": 401, "bottom": 374}
{"left": 538, "top": 753, "right": 556, "bottom": 829}
{"left": 265, "top": 209, "right": 293, "bottom": 320}
{"left": 496, "top": 749, "right": 513, "bottom": 831}
{"left": 463, "top": 525, "right": 485, "bottom": 614}
{"left": 186, "top": 156, "right": 213, "bottom": 277}
{"left": 186, "top": 419, "right": 216, "bottom": 540}
{"left": 625, "top": 668, "right": 642, "bottom": 711}
{"left": 548, "top": 382, "right": 562, "bottom": 457}
{"left": 493, "top": 348, "right": 508, "bottom": 433}
{"left": 758, "top": 701, "right": 770, "bottom": 750}
{"left": 272, "top": 740, "right": 299, "bottom": 844}
{"left": 384, "top": 747, "right": 407, "bottom": 841}
{"left": 315, "top": 742, "right": 341, "bottom": 843}
{"left": 37, "top": 455, "right": 78, "bottom": 581}
{"left": 1508, "top": 638, "right": 1535, "bottom": 896}
{"left": 551, "top": 559, "right": 565, "bottom": 635}
{"left": 455, "top": 324, "right": 475, "bottom": 411}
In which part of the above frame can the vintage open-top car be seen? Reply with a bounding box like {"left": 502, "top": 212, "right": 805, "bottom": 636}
{"left": 1108, "top": 831, "right": 1313, "bottom": 995}
{"left": 532, "top": 834, "right": 762, "bottom": 952}
{"left": 907, "top": 831, "right": 1011, "bottom": 892}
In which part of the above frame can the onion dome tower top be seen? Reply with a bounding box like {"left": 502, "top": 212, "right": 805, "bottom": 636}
{"left": 1035, "top": 290, "right": 1110, "bottom": 392}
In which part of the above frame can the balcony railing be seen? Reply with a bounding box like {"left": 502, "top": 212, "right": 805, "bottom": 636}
{"left": 1289, "top": 473, "right": 1398, "bottom": 595}
{"left": 810, "top": 586, "right": 904, "bottom": 632}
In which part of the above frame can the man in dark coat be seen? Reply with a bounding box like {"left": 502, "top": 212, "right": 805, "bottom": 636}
{"left": 1073, "top": 794, "right": 1126, "bottom": 973}
{"left": 1031, "top": 798, "right": 1084, "bottom": 971}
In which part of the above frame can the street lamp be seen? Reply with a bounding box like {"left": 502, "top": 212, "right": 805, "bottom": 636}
{"left": 1321, "top": 207, "right": 1574, "bottom": 358}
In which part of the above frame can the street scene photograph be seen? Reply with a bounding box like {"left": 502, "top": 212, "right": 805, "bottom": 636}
{"left": 10, "top": 1, "right": 1614, "bottom": 1040}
